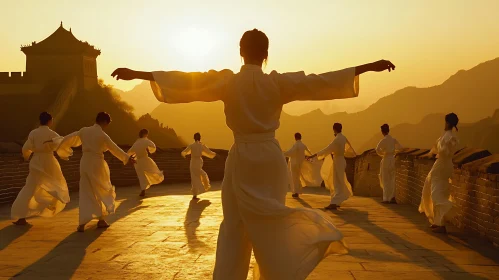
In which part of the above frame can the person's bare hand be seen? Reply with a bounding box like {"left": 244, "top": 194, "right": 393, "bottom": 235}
{"left": 111, "top": 68, "right": 136, "bottom": 80}
{"left": 371, "top": 60, "right": 396, "bottom": 72}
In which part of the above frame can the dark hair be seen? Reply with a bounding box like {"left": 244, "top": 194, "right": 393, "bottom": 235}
{"left": 294, "top": 133, "right": 302, "bottom": 140}
{"left": 95, "top": 112, "right": 111, "bottom": 124}
{"left": 39, "top": 112, "right": 52, "bottom": 125}
{"left": 333, "top": 123, "right": 342, "bottom": 133}
{"left": 445, "top": 113, "right": 459, "bottom": 131}
{"left": 381, "top": 124, "right": 390, "bottom": 134}
{"left": 240, "top": 29, "right": 269, "bottom": 64}
{"left": 194, "top": 132, "right": 201, "bottom": 141}
{"left": 139, "top": 129, "right": 149, "bottom": 138}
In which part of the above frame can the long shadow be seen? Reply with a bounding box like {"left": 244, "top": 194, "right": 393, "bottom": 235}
{"left": 0, "top": 224, "right": 33, "bottom": 250}
{"left": 377, "top": 202, "right": 499, "bottom": 265}
{"left": 12, "top": 195, "right": 146, "bottom": 279}
{"left": 184, "top": 199, "right": 211, "bottom": 252}
{"left": 335, "top": 208, "right": 488, "bottom": 280}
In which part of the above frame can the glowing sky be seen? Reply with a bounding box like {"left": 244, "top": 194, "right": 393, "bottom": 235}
{"left": 1, "top": 0, "right": 498, "bottom": 114}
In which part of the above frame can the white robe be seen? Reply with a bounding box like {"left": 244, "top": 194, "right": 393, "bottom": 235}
{"left": 11, "top": 126, "right": 69, "bottom": 219}
{"left": 57, "top": 124, "right": 130, "bottom": 225}
{"left": 376, "top": 135, "right": 403, "bottom": 201}
{"left": 317, "top": 133, "right": 356, "bottom": 205}
{"left": 181, "top": 141, "right": 216, "bottom": 195}
{"left": 284, "top": 140, "right": 322, "bottom": 194}
{"left": 419, "top": 130, "right": 458, "bottom": 226}
{"left": 127, "top": 137, "right": 164, "bottom": 190}
{"left": 151, "top": 65, "right": 359, "bottom": 280}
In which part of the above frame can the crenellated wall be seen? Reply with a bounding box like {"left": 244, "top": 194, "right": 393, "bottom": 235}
{"left": 0, "top": 145, "right": 228, "bottom": 205}
{"left": 353, "top": 147, "right": 499, "bottom": 245}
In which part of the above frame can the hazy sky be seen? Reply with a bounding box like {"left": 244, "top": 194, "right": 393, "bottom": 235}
{"left": 2, "top": 0, "right": 498, "bottom": 115}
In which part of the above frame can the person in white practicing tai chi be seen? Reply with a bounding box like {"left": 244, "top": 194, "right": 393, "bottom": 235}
{"left": 284, "top": 133, "right": 315, "bottom": 198}
{"left": 181, "top": 132, "right": 217, "bottom": 200}
{"left": 419, "top": 113, "right": 459, "bottom": 234}
{"left": 376, "top": 124, "right": 403, "bottom": 204}
{"left": 128, "top": 129, "right": 164, "bottom": 197}
{"left": 111, "top": 28, "right": 395, "bottom": 280}
{"left": 308, "top": 123, "right": 356, "bottom": 210}
{"left": 11, "top": 112, "right": 70, "bottom": 225}
{"left": 57, "top": 112, "right": 135, "bottom": 232}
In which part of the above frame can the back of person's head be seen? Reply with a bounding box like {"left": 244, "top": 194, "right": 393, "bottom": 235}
{"left": 294, "top": 132, "right": 302, "bottom": 140}
{"left": 445, "top": 113, "right": 459, "bottom": 131}
{"left": 240, "top": 29, "right": 269, "bottom": 65}
{"left": 139, "top": 128, "right": 149, "bottom": 138}
{"left": 381, "top": 124, "right": 390, "bottom": 135}
{"left": 39, "top": 112, "right": 52, "bottom": 125}
{"left": 333, "top": 123, "right": 342, "bottom": 133}
{"left": 194, "top": 132, "right": 201, "bottom": 141}
{"left": 95, "top": 112, "right": 112, "bottom": 125}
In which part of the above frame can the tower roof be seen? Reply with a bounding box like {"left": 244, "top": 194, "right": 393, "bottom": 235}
{"left": 21, "top": 23, "right": 101, "bottom": 57}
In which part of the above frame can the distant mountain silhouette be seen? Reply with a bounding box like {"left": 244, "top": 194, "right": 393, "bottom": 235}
{"left": 146, "top": 57, "right": 499, "bottom": 152}
{"left": 115, "top": 82, "right": 161, "bottom": 118}
{"left": 361, "top": 109, "right": 499, "bottom": 153}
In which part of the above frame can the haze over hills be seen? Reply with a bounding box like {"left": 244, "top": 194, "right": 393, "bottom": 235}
{"left": 126, "top": 57, "right": 499, "bottom": 152}
{"left": 361, "top": 109, "right": 499, "bottom": 154}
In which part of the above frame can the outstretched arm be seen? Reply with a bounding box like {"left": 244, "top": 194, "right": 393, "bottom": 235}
{"left": 277, "top": 59, "right": 395, "bottom": 104}
{"left": 111, "top": 68, "right": 154, "bottom": 81}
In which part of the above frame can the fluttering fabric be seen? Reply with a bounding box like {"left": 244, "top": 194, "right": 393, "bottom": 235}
{"left": 128, "top": 137, "right": 164, "bottom": 190}
{"left": 151, "top": 65, "right": 359, "bottom": 279}
{"left": 181, "top": 141, "right": 217, "bottom": 195}
{"left": 11, "top": 126, "right": 69, "bottom": 219}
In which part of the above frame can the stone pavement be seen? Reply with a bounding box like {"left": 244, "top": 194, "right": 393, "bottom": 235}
{"left": 1, "top": 183, "right": 498, "bottom": 280}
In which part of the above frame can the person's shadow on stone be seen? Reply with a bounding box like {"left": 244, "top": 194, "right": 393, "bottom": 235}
{"left": 0, "top": 224, "right": 33, "bottom": 251}
{"left": 11, "top": 196, "right": 146, "bottom": 279}
{"left": 184, "top": 199, "right": 211, "bottom": 252}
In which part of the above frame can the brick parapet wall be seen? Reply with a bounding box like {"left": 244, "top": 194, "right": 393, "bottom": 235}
{"left": 353, "top": 148, "right": 499, "bottom": 245}
{"left": 0, "top": 146, "right": 228, "bottom": 205}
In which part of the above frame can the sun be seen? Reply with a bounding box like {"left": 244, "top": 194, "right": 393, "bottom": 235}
{"left": 168, "top": 27, "right": 222, "bottom": 69}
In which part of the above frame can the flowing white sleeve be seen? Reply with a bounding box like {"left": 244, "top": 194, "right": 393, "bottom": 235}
{"left": 202, "top": 144, "right": 216, "bottom": 159}
{"left": 283, "top": 144, "right": 296, "bottom": 157}
{"left": 438, "top": 136, "right": 459, "bottom": 158}
{"left": 272, "top": 67, "right": 359, "bottom": 104}
{"left": 150, "top": 70, "right": 234, "bottom": 103}
{"left": 46, "top": 131, "right": 63, "bottom": 151}
{"left": 304, "top": 145, "right": 313, "bottom": 157}
{"left": 317, "top": 140, "right": 336, "bottom": 160}
{"left": 181, "top": 145, "right": 192, "bottom": 158}
{"left": 56, "top": 131, "right": 82, "bottom": 160}
{"left": 104, "top": 135, "right": 130, "bottom": 165}
{"left": 147, "top": 140, "right": 157, "bottom": 154}
{"left": 22, "top": 132, "right": 34, "bottom": 161}
{"left": 345, "top": 138, "right": 357, "bottom": 157}
{"left": 375, "top": 139, "right": 385, "bottom": 157}
{"left": 127, "top": 141, "right": 138, "bottom": 157}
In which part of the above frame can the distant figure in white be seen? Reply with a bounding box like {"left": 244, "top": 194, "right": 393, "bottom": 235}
{"left": 376, "top": 124, "right": 403, "bottom": 204}
{"left": 308, "top": 123, "right": 357, "bottom": 210}
{"left": 127, "top": 129, "right": 164, "bottom": 197}
{"left": 11, "top": 112, "right": 70, "bottom": 225}
{"left": 283, "top": 133, "right": 322, "bottom": 198}
{"left": 419, "top": 113, "right": 459, "bottom": 234}
{"left": 57, "top": 112, "right": 135, "bottom": 232}
{"left": 181, "top": 132, "right": 217, "bottom": 200}
{"left": 112, "top": 28, "right": 395, "bottom": 280}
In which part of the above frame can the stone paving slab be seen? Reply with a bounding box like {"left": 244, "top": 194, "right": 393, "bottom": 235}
{"left": 1, "top": 183, "right": 498, "bottom": 279}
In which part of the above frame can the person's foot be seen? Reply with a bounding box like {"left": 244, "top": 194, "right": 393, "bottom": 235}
{"left": 12, "top": 218, "right": 27, "bottom": 226}
{"left": 97, "top": 220, "right": 110, "bottom": 229}
{"left": 432, "top": 226, "right": 447, "bottom": 233}
{"left": 292, "top": 193, "right": 299, "bottom": 198}
{"left": 192, "top": 195, "right": 199, "bottom": 200}
{"left": 430, "top": 224, "right": 439, "bottom": 228}
{"left": 139, "top": 190, "right": 146, "bottom": 197}
{"left": 324, "top": 204, "right": 338, "bottom": 210}
{"left": 381, "top": 201, "right": 390, "bottom": 204}
{"left": 77, "top": 225, "right": 85, "bottom": 232}
{"left": 390, "top": 198, "right": 397, "bottom": 204}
